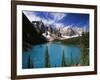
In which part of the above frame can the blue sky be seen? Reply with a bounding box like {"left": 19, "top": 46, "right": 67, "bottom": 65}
{"left": 23, "top": 10, "right": 89, "bottom": 29}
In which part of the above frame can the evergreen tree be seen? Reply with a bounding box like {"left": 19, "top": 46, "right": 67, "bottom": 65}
{"left": 45, "top": 46, "right": 50, "bottom": 67}
{"left": 75, "top": 49, "right": 79, "bottom": 66}
{"left": 80, "top": 44, "right": 87, "bottom": 65}
{"left": 27, "top": 55, "right": 34, "bottom": 68}
{"left": 61, "top": 49, "right": 66, "bottom": 67}
{"left": 69, "top": 49, "right": 73, "bottom": 66}
{"left": 80, "top": 32, "right": 89, "bottom": 66}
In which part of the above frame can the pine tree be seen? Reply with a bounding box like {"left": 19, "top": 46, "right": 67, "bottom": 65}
{"left": 69, "top": 49, "right": 73, "bottom": 66}
{"left": 45, "top": 46, "right": 50, "bottom": 67}
{"left": 27, "top": 55, "right": 34, "bottom": 68}
{"left": 80, "top": 44, "right": 86, "bottom": 66}
{"left": 75, "top": 49, "right": 79, "bottom": 66}
{"left": 80, "top": 32, "right": 89, "bottom": 66}
{"left": 61, "top": 49, "right": 66, "bottom": 67}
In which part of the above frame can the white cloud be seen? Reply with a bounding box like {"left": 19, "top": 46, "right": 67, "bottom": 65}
{"left": 23, "top": 11, "right": 42, "bottom": 22}
{"left": 42, "top": 19, "right": 54, "bottom": 25}
{"left": 65, "top": 24, "right": 73, "bottom": 28}
{"left": 23, "top": 11, "right": 66, "bottom": 28}
{"left": 54, "top": 23, "right": 64, "bottom": 28}
{"left": 43, "top": 12, "right": 67, "bottom": 26}
{"left": 23, "top": 11, "right": 55, "bottom": 25}
{"left": 51, "top": 12, "right": 66, "bottom": 22}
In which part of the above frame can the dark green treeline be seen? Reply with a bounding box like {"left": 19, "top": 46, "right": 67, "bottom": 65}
{"left": 61, "top": 49, "right": 66, "bottom": 67}
{"left": 27, "top": 55, "right": 34, "bottom": 68}
{"left": 69, "top": 49, "right": 73, "bottom": 66}
{"left": 45, "top": 46, "right": 51, "bottom": 67}
{"left": 80, "top": 32, "right": 89, "bottom": 66}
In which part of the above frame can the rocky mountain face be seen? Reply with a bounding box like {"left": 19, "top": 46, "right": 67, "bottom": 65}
{"left": 22, "top": 13, "right": 47, "bottom": 51}
{"left": 60, "top": 26, "right": 83, "bottom": 36}
{"left": 65, "top": 28, "right": 78, "bottom": 36}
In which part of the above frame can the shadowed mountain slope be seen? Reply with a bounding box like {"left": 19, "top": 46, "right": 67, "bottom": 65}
{"left": 22, "top": 13, "right": 47, "bottom": 51}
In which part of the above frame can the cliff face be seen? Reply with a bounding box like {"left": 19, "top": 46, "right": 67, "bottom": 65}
{"left": 22, "top": 13, "right": 47, "bottom": 51}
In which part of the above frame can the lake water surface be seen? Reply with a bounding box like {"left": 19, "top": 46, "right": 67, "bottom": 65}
{"left": 22, "top": 42, "right": 80, "bottom": 69}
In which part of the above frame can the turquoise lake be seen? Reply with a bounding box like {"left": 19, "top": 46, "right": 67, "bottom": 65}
{"left": 22, "top": 42, "right": 81, "bottom": 69}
